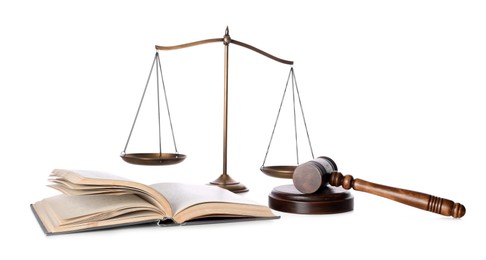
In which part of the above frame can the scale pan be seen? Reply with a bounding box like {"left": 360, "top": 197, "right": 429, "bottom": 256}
{"left": 260, "top": 165, "right": 297, "bottom": 179}
{"left": 121, "top": 153, "right": 186, "bottom": 166}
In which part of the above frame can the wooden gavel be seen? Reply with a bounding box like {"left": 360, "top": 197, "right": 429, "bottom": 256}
{"left": 292, "top": 156, "right": 466, "bottom": 218}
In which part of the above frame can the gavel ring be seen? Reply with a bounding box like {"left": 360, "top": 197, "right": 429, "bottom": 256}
{"left": 292, "top": 156, "right": 466, "bottom": 218}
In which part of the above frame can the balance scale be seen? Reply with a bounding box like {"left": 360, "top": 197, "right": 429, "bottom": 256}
{"left": 120, "top": 27, "right": 353, "bottom": 214}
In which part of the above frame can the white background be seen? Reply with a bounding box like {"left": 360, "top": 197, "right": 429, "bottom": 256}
{"left": 1, "top": 1, "right": 484, "bottom": 259}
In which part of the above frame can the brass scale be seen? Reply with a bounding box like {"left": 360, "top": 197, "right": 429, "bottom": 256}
{"left": 120, "top": 27, "right": 323, "bottom": 209}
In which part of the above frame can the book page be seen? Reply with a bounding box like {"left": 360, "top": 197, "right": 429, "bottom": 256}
{"left": 45, "top": 194, "right": 163, "bottom": 224}
{"left": 50, "top": 169, "right": 173, "bottom": 216}
{"left": 32, "top": 194, "right": 164, "bottom": 234}
{"left": 150, "top": 183, "right": 276, "bottom": 223}
{"left": 63, "top": 169, "right": 131, "bottom": 182}
{"left": 150, "top": 183, "right": 265, "bottom": 215}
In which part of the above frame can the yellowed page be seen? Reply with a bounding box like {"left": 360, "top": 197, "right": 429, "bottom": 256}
{"left": 48, "top": 184, "right": 133, "bottom": 196}
{"left": 32, "top": 196, "right": 164, "bottom": 234}
{"left": 50, "top": 169, "right": 172, "bottom": 216}
{"left": 44, "top": 194, "right": 163, "bottom": 223}
{"left": 150, "top": 183, "right": 275, "bottom": 223}
{"left": 173, "top": 202, "right": 276, "bottom": 223}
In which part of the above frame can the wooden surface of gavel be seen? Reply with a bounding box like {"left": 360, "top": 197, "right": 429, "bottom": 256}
{"left": 292, "top": 156, "right": 466, "bottom": 218}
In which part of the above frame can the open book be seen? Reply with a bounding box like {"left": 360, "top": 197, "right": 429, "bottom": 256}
{"left": 31, "top": 169, "right": 278, "bottom": 235}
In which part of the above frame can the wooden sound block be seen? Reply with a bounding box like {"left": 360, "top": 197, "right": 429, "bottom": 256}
{"left": 268, "top": 184, "right": 354, "bottom": 214}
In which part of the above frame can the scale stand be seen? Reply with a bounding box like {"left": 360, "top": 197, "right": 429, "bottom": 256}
{"left": 121, "top": 28, "right": 354, "bottom": 212}
{"left": 123, "top": 27, "right": 294, "bottom": 193}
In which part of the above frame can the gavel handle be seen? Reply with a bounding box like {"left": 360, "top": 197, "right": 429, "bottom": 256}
{"left": 329, "top": 171, "right": 466, "bottom": 218}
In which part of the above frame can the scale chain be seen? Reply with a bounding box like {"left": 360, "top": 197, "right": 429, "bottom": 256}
{"left": 122, "top": 52, "right": 179, "bottom": 155}
{"left": 291, "top": 68, "right": 299, "bottom": 165}
{"left": 262, "top": 67, "right": 315, "bottom": 167}
{"left": 293, "top": 69, "right": 314, "bottom": 159}
{"left": 122, "top": 53, "right": 158, "bottom": 154}
{"left": 262, "top": 68, "right": 293, "bottom": 166}
{"left": 156, "top": 53, "right": 163, "bottom": 155}
{"left": 156, "top": 54, "right": 179, "bottom": 153}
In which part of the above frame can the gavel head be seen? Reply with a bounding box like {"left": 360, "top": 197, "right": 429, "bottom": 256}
{"left": 293, "top": 156, "right": 338, "bottom": 194}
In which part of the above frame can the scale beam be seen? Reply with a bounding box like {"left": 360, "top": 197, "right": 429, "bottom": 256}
{"left": 153, "top": 27, "right": 293, "bottom": 193}
{"left": 155, "top": 38, "right": 223, "bottom": 51}
{"left": 155, "top": 29, "right": 293, "bottom": 65}
{"left": 230, "top": 39, "right": 293, "bottom": 65}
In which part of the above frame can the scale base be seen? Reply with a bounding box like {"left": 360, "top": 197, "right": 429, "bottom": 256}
{"left": 268, "top": 184, "right": 354, "bottom": 214}
{"left": 209, "top": 174, "right": 249, "bottom": 193}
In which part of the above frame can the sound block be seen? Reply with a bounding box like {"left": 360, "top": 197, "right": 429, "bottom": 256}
{"left": 269, "top": 184, "right": 354, "bottom": 214}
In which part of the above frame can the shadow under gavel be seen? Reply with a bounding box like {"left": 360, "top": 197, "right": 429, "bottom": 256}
{"left": 292, "top": 156, "right": 466, "bottom": 218}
